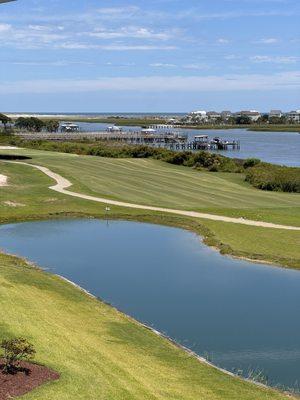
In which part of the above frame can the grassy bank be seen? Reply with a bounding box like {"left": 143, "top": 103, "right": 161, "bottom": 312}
{"left": 1, "top": 252, "right": 294, "bottom": 400}
{"left": 0, "top": 151, "right": 299, "bottom": 269}
{"left": 248, "top": 126, "right": 300, "bottom": 132}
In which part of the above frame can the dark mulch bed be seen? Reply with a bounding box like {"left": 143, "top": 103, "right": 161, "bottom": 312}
{"left": 0, "top": 360, "right": 60, "bottom": 400}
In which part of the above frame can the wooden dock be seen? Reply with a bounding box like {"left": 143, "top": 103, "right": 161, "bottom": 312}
{"left": 15, "top": 131, "right": 240, "bottom": 151}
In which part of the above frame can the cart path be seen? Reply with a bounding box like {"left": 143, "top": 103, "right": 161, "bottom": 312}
{"left": 6, "top": 161, "right": 300, "bottom": 231}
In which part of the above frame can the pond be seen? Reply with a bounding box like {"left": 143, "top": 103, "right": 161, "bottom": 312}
{"left": 67, "top": 122, "right": 300, "bottom": 167}
{"left": 0, "top": 219, "right": 299, "bottom": 390}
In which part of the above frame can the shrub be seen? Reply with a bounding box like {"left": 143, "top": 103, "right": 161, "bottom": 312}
{"left": 191, "top": 152, "right": 241, "bottom": 172}
{"left": 165, "top": 151, "right": 192, "bottom": 165}
{"left": 1, "top": 337, "right": 36, "bottom": 374}
{"left": 243, "top": 158, "right": 261, "bottom": 169}
{"left": 245, "top": 164, "right": 300, "bottom": 193}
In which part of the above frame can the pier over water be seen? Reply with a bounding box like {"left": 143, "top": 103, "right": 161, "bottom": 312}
{"left": 15, "top": 131, "right": 240, "bottom": 151}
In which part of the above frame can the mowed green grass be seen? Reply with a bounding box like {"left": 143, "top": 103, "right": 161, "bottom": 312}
{"left": 3, "top": 147, "right": 300, "bottom": 226}
{"left": 0, "top": 153, "right": 299, "bottom": 397}
{"left": 0, "top": 151, "right": 299, "bottom": 268}
{"left": 0, "top": 253, "right": 294, "bottom": 400}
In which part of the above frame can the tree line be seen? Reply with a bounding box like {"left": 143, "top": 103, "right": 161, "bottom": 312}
{"left": 180, "top": 114, "right": 294, "bottom": 126}
{"left": 0, "top": 114, "right": 60, "bottom": 132}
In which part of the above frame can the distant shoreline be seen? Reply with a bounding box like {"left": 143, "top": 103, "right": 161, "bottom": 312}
{"left": 5, "top": 113, "right": 300, "bottom": 132}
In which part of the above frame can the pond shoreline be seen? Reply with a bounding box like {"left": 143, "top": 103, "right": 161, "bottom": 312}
{"left": 0, "top": 245, "right": 293, "bottom": 398}
{"left": 0, "top": 211, "right": 298, "bottom": 270}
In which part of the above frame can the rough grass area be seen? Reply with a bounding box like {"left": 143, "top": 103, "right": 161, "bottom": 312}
{"left": 0, "top": 253, "right": 294, "bottom": 400}
{"left": 0, "top": 151, "right": 299, "bottom": 269}
{"left": 246, "top": 164, "right": 300, "bottom": 193}
{"left": 2, "top": 147, "right": 299, "bottom": 223}
{"left": 202, "top": 220, "right": 300, "bottom": 269}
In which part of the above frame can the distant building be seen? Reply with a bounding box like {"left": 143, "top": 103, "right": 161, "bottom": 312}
{"left": 221, "top": 111, "right": 233, "bottom": 119}
{"left": 182, "top": 110, "right": 208, "bottom": 124}
{"left": 269, "top": 110, "right": 283, "bottom": 118}
{"left": 190, "top": 110, "right": 207, "bottom": 119}
{"left": 235, "top": 110, "right": 261, "bottom": 122}
{"left": 167, "top": 118, "right": 179, "bottom": 124}
{"left": 61, "top": 123, "right": 80, "bottom": 133}
{"left": 206, "top": 111, "right": 222, "bottom": 121}
{"left": 286, "top": 110, "right": 300, "bottom": 122}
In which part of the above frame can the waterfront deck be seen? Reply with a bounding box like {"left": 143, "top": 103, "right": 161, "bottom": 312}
{"left": 15, "top": 131, "right": 240, "bottom": 151}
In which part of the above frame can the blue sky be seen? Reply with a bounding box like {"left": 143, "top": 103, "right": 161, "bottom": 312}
{"left": 0, "top": 0, "right": 299, "bottom": 112}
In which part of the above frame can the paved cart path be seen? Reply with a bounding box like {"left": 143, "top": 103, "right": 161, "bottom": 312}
{"left": 5, "top": 161, "right": 300, "bottom": 231}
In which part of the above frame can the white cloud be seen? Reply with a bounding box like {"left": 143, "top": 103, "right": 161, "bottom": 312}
{"left": 87, "top": 27, "right": 173, "bottom": 41}
{"left": 0, "top": 19, "right": 178, "bottom": 50}
{"left": 28, "top": 25, "right": 50, "bottom": 31}
{"left": 251, "top": 55, "right": 299, "bottom": 63}
{"left": 217, "top": 38, "right": 230, "bottom": 44}
{"left": 224, "top": 54, "right": 241, "bottom": 60}
{"left": 1, "top": 71, "right": 299, "bottom": 94}
{"left": 150, "top": 63, "right": 177, "bottom": 68}
{"left": 256, "top": 38, "right": 279, "bottom": 44}
{"left": 95, "top": 6, "right": 140, "bottom": 17}
{"left": 182, "top": 63, "right": 208, "bottom": 70}
{"left": 182, "top": 10, "right": 296, "bottom": 20}
{"left": 58, "top": 43, "right": 176, "bottom": 51}
{"left": 0, "top": 23, "right": 11, "bottom": 32}
{"left": 10, "top": 60, "right": 94, "bottom": 67}
{"left": 0, "top": 23, "right": 68, "bottom": 48}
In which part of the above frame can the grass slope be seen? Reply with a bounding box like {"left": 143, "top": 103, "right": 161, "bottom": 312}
{"left": 0, "top": 253, "right": 294, "bottom": 400}
{"left": 2, "top": 147, "right": 300, "bottom": 225}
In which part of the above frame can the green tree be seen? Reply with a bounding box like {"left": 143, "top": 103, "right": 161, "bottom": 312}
{"left": 257, "top": 114, "right": 269, "bottom": 124}
{"left": 44, "top": 119, "right": 60, "bottom": 132}
{"left": 269, "top": 116, "right": 287, "bottom": 124}
{"left": 235, "top": 115, "right": 251, "bottom": 125}
{"left": 0, "top": 113, "right": 12, "bottom": 129}
{"left": 15, "top": 117, "right": 45, "bottom": 132}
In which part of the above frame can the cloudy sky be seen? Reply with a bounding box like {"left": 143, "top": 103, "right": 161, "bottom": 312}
{"left": 0, "top": 0, "right": 299, "bottom": 112}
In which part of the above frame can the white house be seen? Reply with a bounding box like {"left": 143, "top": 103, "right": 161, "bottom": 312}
{"left": 221, "top": 111, "right": 233, "bottom": 119}
{"left": 286, "top": 110, "right": 300, "bottom": 122}
{"left": 269, "top": 110, "right": 283, "bottom": 118}
{"left": 190, "top": 110, "right": 207, "bottom": 118}
{"left": 206, "top": 111, "right": 222, "bottom": 121}
{"left": 187, "top": 110, "right": 208, "bottom": 123}
{"left": 235, "top": 110, "right": 261, "bottom": 122}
